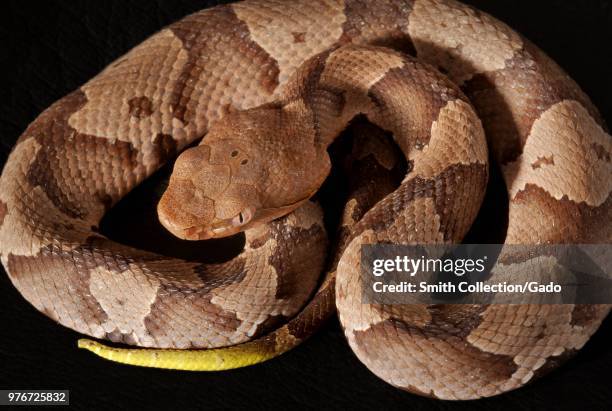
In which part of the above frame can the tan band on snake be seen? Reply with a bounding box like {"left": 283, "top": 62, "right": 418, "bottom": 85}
{"left": 1, "top": 0, "right": 610, "bottom": 400}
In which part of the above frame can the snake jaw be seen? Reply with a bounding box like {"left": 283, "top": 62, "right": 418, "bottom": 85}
{"left": 183, "top": 226, "right": 216, "bottom": 241}
{"left": 205, "top": 206, "right": 257, "bottom": 239}
{"left": 210, "top": 206, "right": 255, "bottom": 232}
{"left": 171, "top": 207, "right": 257, "bottom": 241}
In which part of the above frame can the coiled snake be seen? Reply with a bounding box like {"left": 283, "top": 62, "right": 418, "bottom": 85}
{"left": 1, "top": 0, "right": 610, "bottom": 400}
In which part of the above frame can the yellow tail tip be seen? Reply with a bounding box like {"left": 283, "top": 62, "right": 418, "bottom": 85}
{"left": 76, "top": 338, "right": 279, "bottom": 371}
{"left": 77, "top": 339, "right": 98, "bottom": 350}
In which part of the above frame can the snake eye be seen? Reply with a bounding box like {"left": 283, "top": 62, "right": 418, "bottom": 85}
{"left": 231, "top": 207, "right": 254, "bottom": 227}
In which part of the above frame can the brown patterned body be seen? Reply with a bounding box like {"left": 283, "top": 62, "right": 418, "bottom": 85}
{"left": 0, "top": 0, "right": 610, "bottom": 400}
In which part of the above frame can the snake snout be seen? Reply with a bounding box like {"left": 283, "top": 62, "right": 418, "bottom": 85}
{"left": 157, "top": 180, "right": 216, "bottom": 241}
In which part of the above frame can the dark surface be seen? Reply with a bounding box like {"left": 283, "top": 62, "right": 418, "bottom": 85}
{"left": 1, "top": 1, "right": 611, "bottom": 410}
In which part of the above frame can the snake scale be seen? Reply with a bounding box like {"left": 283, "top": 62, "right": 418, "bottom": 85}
{"left": 1, "top": 0, "right": 611, "bottom": 400}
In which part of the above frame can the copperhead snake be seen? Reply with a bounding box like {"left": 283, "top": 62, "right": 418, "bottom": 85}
{"left": 1, "top": 0, "right": 611, "bottom": 400}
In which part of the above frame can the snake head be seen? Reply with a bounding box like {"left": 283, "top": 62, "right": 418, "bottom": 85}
{"left": 158, "top": 106, "right": 329, "bottom": 240}
{"left": 157, "top": 142, "right": 262, "bottom": 240}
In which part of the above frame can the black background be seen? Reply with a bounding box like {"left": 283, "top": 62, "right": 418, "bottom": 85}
{"left": 1, "top": 1, "right": 611, "bottom": 410}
